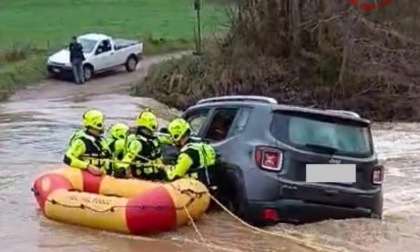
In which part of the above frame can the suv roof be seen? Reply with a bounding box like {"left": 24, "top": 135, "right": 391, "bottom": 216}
{"left": 192, "top": 95, "right": 370, "bottom": 124}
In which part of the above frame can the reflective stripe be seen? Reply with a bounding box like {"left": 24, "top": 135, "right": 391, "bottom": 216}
{"left": 124, "top": 133, "right": 163, "bottom": 179}
{"left": 125, "top": 134, "right": 162, "bottom": 162}
{"left": 73, "top": 130, "right": 110, "bottom": 168}
{"left": 180, "top": 142, "right": 216, "bottom": 185}
{"left": 180, "top": 142, "right": 216, "bottom": 169}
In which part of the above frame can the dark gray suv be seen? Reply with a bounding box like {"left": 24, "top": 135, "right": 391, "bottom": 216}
{"left": 166, "top": 95, "right": 384, "bottom": 226}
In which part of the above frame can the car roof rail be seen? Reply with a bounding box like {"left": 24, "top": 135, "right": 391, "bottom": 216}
{"left": 197, "top": 95, "right": 278, "bottom": 105}
{"left": 326, "top": 109, "right": 361, "bottom": 118}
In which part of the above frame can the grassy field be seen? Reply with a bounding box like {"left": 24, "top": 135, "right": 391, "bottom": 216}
{"left": 0, "top": 0, "right": 227, "bottom": 100}
{"left": 0, "top": 0, "right": 226, "bottom": 53}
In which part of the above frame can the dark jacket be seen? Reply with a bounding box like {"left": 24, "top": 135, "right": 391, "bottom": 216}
{"left": 69, "top": 41, "right": 85, "bottom": 63}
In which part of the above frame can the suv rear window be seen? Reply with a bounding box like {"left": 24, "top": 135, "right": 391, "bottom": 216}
{"left": 270, "top": 111, "right": 373, "bottom": 158}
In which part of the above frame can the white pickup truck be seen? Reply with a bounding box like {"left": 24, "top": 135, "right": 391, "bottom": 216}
{"left": 46, "top": 33, "right": 143, "bottom": 81}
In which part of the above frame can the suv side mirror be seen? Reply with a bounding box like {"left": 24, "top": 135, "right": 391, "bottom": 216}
{"left": 159, "top": 127, "right": 169, "bottom": 134}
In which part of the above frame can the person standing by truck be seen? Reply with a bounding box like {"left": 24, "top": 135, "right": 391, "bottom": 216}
{"left": 69, "top": 36, "right": 86, "bottom": 85}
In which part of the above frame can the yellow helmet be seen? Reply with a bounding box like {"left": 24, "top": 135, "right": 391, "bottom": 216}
{"left": 109, "top": 123, "right": 129, "bottom": 140}
{"left": 82, "top": 109, "right": 104, "bottom": 131}
{"left": 167, "top": 118, "right": 191, "bottom": 142}
{"left": 136, "top": 109, "right": 157, "bottom": 132}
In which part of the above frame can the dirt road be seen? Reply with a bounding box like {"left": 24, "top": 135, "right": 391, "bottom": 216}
{"left": 10, "top": 52, "right": 189, "bottom": 102}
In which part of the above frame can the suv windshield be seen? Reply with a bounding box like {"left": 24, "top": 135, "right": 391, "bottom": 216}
{"left": 65, "top": 38, "right": 97, "bottom": 53}
{"left": 270, "top": 111, "right": 373, "bottom": 157}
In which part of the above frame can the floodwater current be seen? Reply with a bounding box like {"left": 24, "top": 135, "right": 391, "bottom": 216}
{"left": 1, "top": 93, "right": 420, "bottom": 252}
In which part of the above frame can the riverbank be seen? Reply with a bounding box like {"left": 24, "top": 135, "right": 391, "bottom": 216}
{"left": 133, "top": 0, "right": 420, "bottom": 122}
{"left": 0, "top": 0, "right": 226, "bottom": 102}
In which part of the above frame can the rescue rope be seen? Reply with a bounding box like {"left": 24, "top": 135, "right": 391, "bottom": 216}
{"left": 31, "top": 185, "right": 345, "bottom": 252}
{"left": 207, "top": 193, "right": 348, "bottom": 252}
{"left": 183, "top": 205, "right": 215, "bottom": 252}
{"left": 66, "top": 153, "right": 348, "bottom": 251}
{"left": 114, "top": 154, "right": 347, "bottom": 251}
{"left": 102, "top": 154, "right": 214, "bottom": 252}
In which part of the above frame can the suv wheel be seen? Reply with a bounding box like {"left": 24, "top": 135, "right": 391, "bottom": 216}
{"left": 223, "top": 172, "right": 246, "bottom": 219}
{"left": 371, "top": 212, "right": 382, "bottom": 219}
{"left": 370, "top": 191, "right": 383, "bottom": 219}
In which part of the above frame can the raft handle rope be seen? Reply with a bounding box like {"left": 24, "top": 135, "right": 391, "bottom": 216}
{"left": 31, "top": 187, "right": 207, "bottom": 212}
{"left": 32, "top": 185, "right": 216, "bottom": 251}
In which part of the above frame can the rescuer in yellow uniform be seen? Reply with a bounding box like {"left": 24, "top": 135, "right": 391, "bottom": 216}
{"left": 117, "top": 109, "right": 165, "bottom": 180}
{"left": 163, "top": 118, "right": 217, "bottom": 188}
{"left": 63, "top": 109, "right": 111, "bottom": 176}
{"left": 106, "top": 122, "right": 130, "bottom": 177}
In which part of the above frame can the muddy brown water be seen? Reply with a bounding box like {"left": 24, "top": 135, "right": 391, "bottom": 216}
{"left": 1, "top": 54, "right": 419, "bottom": 252}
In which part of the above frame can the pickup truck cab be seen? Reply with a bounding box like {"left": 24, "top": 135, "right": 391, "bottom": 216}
{"left": 47, "top": 33, "right": 143, "bottom": 82}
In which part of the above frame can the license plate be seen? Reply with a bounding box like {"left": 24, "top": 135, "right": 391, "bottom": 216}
{"left": 53, "top": 68, "right": 60, "bottom": 73}
{"left": 305, "top": 164, "right": 356, "bottom": 183}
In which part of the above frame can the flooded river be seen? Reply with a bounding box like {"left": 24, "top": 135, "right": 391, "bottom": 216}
{"left": 1, "top": 91, "right": 420, "bottom": 251}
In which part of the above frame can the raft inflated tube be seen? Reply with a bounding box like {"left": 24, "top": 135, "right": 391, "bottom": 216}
{"left": 32, "top": 167, "right": 210, "bottom": 235}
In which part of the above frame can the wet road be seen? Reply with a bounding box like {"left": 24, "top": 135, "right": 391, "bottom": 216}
{"left": 1, "top": 60, "right": 420, "bottom": 251}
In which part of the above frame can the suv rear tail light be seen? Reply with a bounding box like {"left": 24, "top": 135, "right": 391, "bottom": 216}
{"left": 372, "top": 164, "right": 384, "bottom": 185}
{"left": 262, "top": 208, "right": 278, "bottom": 221}
{"left": 254, "top": 146, "right": 283, "bottom": 171}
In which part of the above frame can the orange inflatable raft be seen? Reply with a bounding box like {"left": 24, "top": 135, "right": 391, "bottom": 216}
{"left": 32, "top": 167, "right": 210, "bottom": 235}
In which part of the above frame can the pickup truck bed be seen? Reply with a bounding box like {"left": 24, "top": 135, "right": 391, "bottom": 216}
{"left": 114, "top": 39, "right": 140, "bottom": 50}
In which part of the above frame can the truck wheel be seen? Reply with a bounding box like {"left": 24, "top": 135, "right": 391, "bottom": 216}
{"left": 125, "top": 56, "right": 138, "bottom": 72}
{"left": 83, "top": 65, "right": 93, "bottom": 82}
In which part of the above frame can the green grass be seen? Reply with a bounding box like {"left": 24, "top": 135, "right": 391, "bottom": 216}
{"left": 0, "top": 0, "right": 227, "bottom": 100}
{"left": 0, "top": 51, "right": 47, "bottom": 99}
{"left": 0, "top": 0, "right": 226, "bottom": 54}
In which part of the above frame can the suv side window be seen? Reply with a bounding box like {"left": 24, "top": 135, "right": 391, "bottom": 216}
{"left": 204, "top": 108, "right": 239, "bottom": 142}
{"left": 229, "top": 107, "right": 252, "bottom": 136}
{"left": 184, "top": 109, "right": 210, "bottom": 136}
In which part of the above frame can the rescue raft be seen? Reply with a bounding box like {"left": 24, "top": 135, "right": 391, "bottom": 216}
{"left": 32, "top": 167, "right": 210, "bottom": 235}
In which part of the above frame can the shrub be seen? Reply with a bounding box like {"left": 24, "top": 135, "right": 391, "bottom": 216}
{"left": 135, "top": 0, "right": 420, "bottom": 121}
